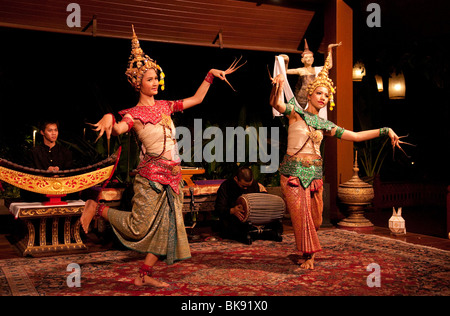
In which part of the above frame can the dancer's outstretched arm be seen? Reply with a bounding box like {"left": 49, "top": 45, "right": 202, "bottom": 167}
{"left": 183, "top": 57, "right": 246, "bottom": 110}
{"left": 269, "top": 74, "right": 287, "bottom": 114}
{"left": 330, "top": 127, "right": 414, "bottom": 158}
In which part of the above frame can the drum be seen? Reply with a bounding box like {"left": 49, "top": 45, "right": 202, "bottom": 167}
{"left": 236, "top": 193, "right": 286, "bottom": 225}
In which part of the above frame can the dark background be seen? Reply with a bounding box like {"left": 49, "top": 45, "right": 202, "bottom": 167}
{"left": 0, "top": 0, "right": 448, "bottom": 184}
{"left": 349, "top": 0, "right": 449, "bottom": 183}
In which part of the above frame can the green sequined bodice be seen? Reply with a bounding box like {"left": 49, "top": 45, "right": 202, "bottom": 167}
{"left": 279, "top": 100, "right": 342, "bottom": 188}
{"left": 279, "top": 155, "right": 323, "bottom": 189}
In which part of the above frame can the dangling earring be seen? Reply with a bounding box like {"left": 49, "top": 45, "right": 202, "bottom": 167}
{"left": 305, "top": 94, "right": 311, "bottom": 110}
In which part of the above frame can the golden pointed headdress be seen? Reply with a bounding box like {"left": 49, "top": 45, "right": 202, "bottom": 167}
{"left": 306, "top": 50, "right": 336, "bottom": 110}
{"left": 125, "top": 25, "right": 165, "bottom": 91}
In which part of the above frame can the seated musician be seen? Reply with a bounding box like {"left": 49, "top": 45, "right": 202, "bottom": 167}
{"left": 214, "top": 166, "right": 266, "bottom": 243}
{"left": 22, "top": 120, "right": 73, "bottom": 201}
{"left": 27, "top": 120, "right": 73, "bottom": 172}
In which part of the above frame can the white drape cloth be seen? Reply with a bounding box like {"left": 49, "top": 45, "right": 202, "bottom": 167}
{"left": 272, "top": 56, "right": 327, "bottom": 120}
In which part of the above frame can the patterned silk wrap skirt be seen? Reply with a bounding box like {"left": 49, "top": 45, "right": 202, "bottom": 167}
{"left": 280, "top": 155, "right": 324, "bottom": 254}
{"left": 107, "top": 174, "right": 191, "bottom": 264}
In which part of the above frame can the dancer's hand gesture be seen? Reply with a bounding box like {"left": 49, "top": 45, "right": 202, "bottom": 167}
{"left": 88, "top": 113, "right": 115, "bottom": 143}
{"left": 388, "top": 128, "right": 415, "bottom": 160}
{"left": 210, "top": 56, "right": 247, "bottom": 91}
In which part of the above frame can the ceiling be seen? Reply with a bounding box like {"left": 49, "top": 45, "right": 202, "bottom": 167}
{"left": 0, "top": 0, "right": 321, "bottom": 53}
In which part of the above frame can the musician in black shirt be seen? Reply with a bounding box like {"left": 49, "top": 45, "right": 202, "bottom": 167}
{"left": 27, "top": 120, "right": 72, "bottom": 171}
{"left": 214, "top": 166, "right": 266, "bottom": 243}
{"left": 22, "top": 120, "right": 73, "bottom": 201}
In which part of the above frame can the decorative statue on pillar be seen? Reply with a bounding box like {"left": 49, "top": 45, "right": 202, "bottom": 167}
{"left": 280, "top": 40, "right": 341, "bottom": 110}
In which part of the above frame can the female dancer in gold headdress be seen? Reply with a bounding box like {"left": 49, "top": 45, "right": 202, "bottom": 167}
{"left": 80, "top": 26, "right": 244, "bottom": 287}
{"left": 270, "top": 46, "right": 411, "bottom": 270}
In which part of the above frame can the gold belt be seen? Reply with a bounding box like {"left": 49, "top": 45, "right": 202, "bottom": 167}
{"left": 288, "top": 156, "right": 323, "bottom": 168}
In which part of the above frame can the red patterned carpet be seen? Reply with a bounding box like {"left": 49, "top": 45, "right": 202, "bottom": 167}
{"left": 1, "top": 229, "right": 449, "bottom": 296}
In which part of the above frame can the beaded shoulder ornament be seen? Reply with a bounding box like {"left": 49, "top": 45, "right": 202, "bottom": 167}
{"left": 125, "top": 25, "right": 166, "bottom": 91}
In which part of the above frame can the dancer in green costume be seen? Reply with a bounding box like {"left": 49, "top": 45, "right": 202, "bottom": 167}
{"left": 270, "top": 48, "right": 412, "bottom": 270}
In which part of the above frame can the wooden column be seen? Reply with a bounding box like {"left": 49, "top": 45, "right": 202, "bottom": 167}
{"left": 323, "top": 0, "right": 354, "bottom": 222}
{"left": 447, "top": 185, "right": 450, "bottom": 238}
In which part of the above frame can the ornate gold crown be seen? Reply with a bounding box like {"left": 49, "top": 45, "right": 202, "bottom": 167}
{"left": 306, "top": 51, "right": 336, "bottom": 110}
{"left": 125, "top": 25, "right": 165, "bottom": 91}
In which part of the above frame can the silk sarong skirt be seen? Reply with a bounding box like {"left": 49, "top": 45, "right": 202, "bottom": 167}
{"left": 107, "top": 174, "right": 191, "bottom": 264}
{"left": 280, "top": 175, "right": 323, "bottom": 254}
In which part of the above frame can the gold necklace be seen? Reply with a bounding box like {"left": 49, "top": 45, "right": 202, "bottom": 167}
{"left": 138, "top": 101, "right": 155, "bottom": 107}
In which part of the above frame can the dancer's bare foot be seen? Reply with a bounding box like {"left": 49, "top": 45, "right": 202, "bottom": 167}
{"left": 134, "top": 275, "right": 170, "bottom": 287}
{"left": 295, "top": 253, "right": 315, "bottom": 271}
{"left": 300, "top": 257, "right": 315, "bottom": 270}
{"left": 80, "top": 199, "right": 97, "bottom": 234}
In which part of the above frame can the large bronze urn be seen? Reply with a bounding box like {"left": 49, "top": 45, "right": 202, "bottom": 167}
{"left": 337, "top": 151, "right": 374, "bottom": 228}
